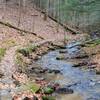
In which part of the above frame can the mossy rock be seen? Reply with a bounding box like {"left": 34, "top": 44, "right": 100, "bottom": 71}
{"left": 56, "top": 54, "right": 65, "bottom": 60}
{"left": 42, "top": 96, "right": 55, "bottom": 100}
{"left": 43, "top": 87, "right": 54, "bottom": 94}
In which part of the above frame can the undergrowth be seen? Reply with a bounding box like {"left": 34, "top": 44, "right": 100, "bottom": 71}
{"left": 0, "top": 48, "right": 6, "bottom": 61}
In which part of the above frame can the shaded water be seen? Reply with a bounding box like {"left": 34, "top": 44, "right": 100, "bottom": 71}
{"left": 38, "top": 42, "right": 100, "bottom": 100}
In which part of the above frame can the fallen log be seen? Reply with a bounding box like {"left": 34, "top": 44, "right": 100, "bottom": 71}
{"left": 0, "top": 21, "right": 44, "bottom": 40}
{"left": 47, "top": 15, "right": 82, "bottom": 34}
{"left": 33, "top": 39, "right": 65, "bottom": 49}
{"left": 34, "top": 39, "right": 52, "bottom": 47}
{"left": 33, "top": 7, "right": 83, "bottom": 34}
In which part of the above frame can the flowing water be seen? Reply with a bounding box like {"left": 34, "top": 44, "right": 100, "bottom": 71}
{"left": 38, "top": 42, "right": 100, "bottom": 100}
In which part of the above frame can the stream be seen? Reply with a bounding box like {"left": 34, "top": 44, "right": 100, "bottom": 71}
{"left": 37, "top": 42, "right": 100, "bottom": 100}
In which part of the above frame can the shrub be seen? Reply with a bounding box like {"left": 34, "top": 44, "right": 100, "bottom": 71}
{"left": 17, "top": 44, "right": 37, "bottom": 56}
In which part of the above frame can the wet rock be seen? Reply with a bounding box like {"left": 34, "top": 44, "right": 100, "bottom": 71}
{"left": 88, "top": 65, "right": 97, "bottom": 69}
{"left": 67, "top": 42, "right": 81, "bottom": 49}
{"left": 0, "top": 71, "right": 4, "bottom": 78}
{"left": 23, "top": 96, "right": 38, "bottom": 100}
{"left": 42, "top": 96, "right": 55, "bottom": 100}
{"left": 55, "top": 87, "right": 74, "bottom": 94}
{"left": 75, "top": 54, "right": 88, "bottom": 59}
{"left": 47, "top": 83, "right": 60, "bottom": 90}
{"left": 39, "top": 69, "right": 48, "bottom": 73}
{"left": 52, "top": 42, "right": 66, "bottom": 49}
{"left": 72, "top": 63, "right": 82, "bottom": 67}
{"left": 28, "top": 67, "right": 44, "bottom": 74}
{"left": 88, "top": 62, "right": 97, "bottom": 69}
{"left": 56, "top": 56, "right": 64, "bottom": 60}
{"left": 35, "top": 77, "right": 45, "bottom": 82}
{"left": 33, "top": 96, "right": 38, "bottom": 100}
{"left": 48, "top": 69, "right": 61, "bottom": 74}
{"left": 71, "top": 51, "right": 89, "bottom": 59}
{"left": 88, "top": 62, "right": 97, "bottom": 66}
{"left": 87, "top": 97, "right": 99, "bottom": 100}
{"left": 89, "top": 81, "right": 96, "bottom": 86}
{"left": 96, "top": 71, "right": 100, "bottom": 75}
{"left": 56, "top": 54, "right": 66, "bottom": 60}
{"left": 59, "top": 50, "right": 68, "bottom": 53}
{"left": 59, "top": 46, "right": 66, "bottom": 49}
{"left": 23, "top": 97, "right": 31, "bottom": 100}
{"left": 95, "top": 68, "right": 100, "bottom": 75}
{"left": 72, "top": 62, "right": 88, "bottom": 67}
{"left": 49, "top": 46, "right": 56, "bottom": 51}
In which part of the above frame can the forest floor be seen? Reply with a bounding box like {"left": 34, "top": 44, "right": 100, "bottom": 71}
{"left": 0, "top": 2, "right": 100, "bottom": 100}
{"left": 0, "top": 3, "right": 83, "bottom": 99}
{"left": 0, "top": 3, "right": 83, "bottom": 75}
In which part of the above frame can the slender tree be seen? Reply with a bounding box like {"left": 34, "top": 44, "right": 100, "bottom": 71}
{"left": 31, "top": 14, "right": 37, "bottom": 33}
{"left": 18, "top": 0, "right": 23, "bottom": 27}
{"left": 2, "top": 0, "right": 8, "bottom": 20}
{"left": 56, "top": 0, "right": 60, "bottom": 33}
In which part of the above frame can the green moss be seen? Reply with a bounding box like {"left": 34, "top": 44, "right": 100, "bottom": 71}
{"left": 21, "top": 82, "right": 40, "bottom": 93}
{"left": 93, "top": 39, "right": 100, "bottom": 45}
{"left": 86, "top": 39, "right": 100, "bottom": 47}
{"left": 29, "top": 83, "right": 40, "bottom": 93}
{"left": 17, "top": 44, "right": 37, "bottom": 56}
{"left": 42, "top": 96, "right": 55, "bottom": 100}
{"left": 0, "top": 48, "right": 6, "bottom": 61}
{"left": 43, "top": 87, "right": 54, "bottom": 94}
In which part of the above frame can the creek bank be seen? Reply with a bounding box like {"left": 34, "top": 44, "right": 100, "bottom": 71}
{"left": 36, "top": 38, "right": 100, "bottom": 100}
{"left": 13, "top": 40, "right": 71, "bottom": 100}
{"left": 56, "top": 38, "right": 100, "bottom": 74}
{"left": 14, "top": 37, "right": 100, "bottom": 100}
{"left": 16, "top": 40, "right": 66, "bottom": 73}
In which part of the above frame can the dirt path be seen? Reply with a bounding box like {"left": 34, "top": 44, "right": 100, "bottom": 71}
{"left": 0, "top": 45, "right": 21, "bottom": 99}
{"left": 0, "top": 46, "right": 20, "bottom": 88}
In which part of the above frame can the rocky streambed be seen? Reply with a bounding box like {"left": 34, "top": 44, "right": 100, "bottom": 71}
{"left": 0, "top": 39, "right": 100, "bottom": 100}
{"left": 36, "top": 41, "right": 100, "bottom": 100}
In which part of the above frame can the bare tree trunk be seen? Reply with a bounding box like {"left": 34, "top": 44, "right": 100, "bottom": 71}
{"left": 23, "top": 0, "right": 26, "bottom": 13}
{"left": 43, "top": 0, "right": 49, "bottom": 21}
{"left": 2, "top": 0, "right": 7, "bottom": 20}
{"left": 31, "top": 15, "right": 37, "bottom": 33}
{"left": 56, "top": 0, "right": 60, "bottom": 33}
{"left": 18, "top": 0, "right": 22, "bottom": 27}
